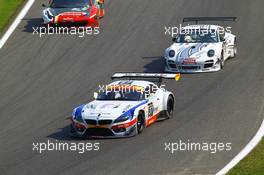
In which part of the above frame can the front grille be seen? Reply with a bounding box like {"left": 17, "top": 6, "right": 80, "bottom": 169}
{"left": 98, "top": 120, "right": 112, "bottom": 125}
{"left": 179, "top": 66, "right": 200, "bottom": 70}
{"left": 168, "top": 64, "right": 177, "bottom": 68}
{"left": 85, "top": 119, "right": 97, "bottom": 125}
{"left": 85, "top": 128, "right": 114, "bottom": 137}
{"left": 58, "top": 21, "right": 88, "bottom": 27}
{"left": 204, "top": 63, "right": 214, "bottom": 68}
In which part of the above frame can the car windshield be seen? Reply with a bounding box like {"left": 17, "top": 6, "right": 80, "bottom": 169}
{"left": 50, "top": 0, "right": 90, "bottom": 8}
{"left": 176, "top": 29, "right": 219, "bottom": 43}
{"left": 97, "top": 91, "right": 145, "bottom": 101}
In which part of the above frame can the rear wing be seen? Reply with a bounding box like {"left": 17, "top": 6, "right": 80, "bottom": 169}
{"left": 111, "top": 73, "right": 181, "bottom": 84}
{"left": 183, "top": 17, "right": 237, "bottom": 24}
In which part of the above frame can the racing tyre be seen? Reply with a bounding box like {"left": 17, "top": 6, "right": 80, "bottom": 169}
{"left": 165, "top": 95, "right": 174, "bottom": 119}
{"left": 231, "top": 38, "right": 237, "bottom": 58}
{"left": 220, "top": 52, "right": 225, "bottom": 69}
{"left": 136, "top": 112, "right": 145, "bottom": 134}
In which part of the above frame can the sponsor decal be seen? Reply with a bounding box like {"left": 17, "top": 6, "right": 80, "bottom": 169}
{"left": 182, "top": 58, "right": 197, "bottom": 65}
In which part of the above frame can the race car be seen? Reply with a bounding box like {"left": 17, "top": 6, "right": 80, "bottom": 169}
{"left": 42, "top": 0, "right": 105, "bottom": 27}
{"left": 164, "top": 17, "right": 237, "bottom": 73}
{"left": 70, "top": 73, "right": 180, "bottom": 138}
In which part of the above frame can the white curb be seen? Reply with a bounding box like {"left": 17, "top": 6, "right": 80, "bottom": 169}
{"left": 0, "top": 0, "right": 35, "bottom": 49}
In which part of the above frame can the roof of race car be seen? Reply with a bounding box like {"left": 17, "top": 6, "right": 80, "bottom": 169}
{"left": 182, "top": 24, "right": 221, "bottom": 30}
{"left": 108, "top": 80, "right": 155, "bottom": 89}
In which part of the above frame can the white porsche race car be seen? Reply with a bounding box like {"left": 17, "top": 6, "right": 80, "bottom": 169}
{"left": 70, "top": 73, "right": 180, "bottom": 138}
{"left": 165, "top": 17, "right": 237, "bottom": 73}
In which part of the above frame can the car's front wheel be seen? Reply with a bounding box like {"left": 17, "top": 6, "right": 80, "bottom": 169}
{"left": 136, "top": 112, "right": 145, "bottom": 134}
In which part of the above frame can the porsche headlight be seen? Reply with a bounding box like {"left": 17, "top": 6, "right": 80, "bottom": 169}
{"left": 45, "top": 10, "right": 53, "bottom": 19}
{"left": 168, "top": 50, "right": 175, "bottom": 57}
{"left": 207, "top": 50, "right": 215, "bottom": 57}
{"left": 114, "top": 113, "right": 132, "bottom": 123}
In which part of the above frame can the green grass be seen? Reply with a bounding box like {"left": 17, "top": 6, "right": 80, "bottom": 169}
{"left": 228, "top": 138, "right": 264, "bottom": 175}
{"left": 0, "top": 0, "right": 25, "bottom": 32}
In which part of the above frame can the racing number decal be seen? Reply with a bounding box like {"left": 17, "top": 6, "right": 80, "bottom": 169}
{"left": 148, "top": 103, "right": 154, "bottom": 117}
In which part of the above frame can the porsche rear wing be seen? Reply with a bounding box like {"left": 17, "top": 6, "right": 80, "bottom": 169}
{"left": 183, "top": 17, "right": 237, "bottom": 24}
{"left": 111, "top": 73, "right": 181, "bottom": 84}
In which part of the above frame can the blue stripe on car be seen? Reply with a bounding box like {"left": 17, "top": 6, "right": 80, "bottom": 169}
{"left": 119, "top": 100, "right": 149, "bottom": 118}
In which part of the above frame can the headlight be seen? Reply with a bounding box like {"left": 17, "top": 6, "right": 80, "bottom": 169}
{"left": 114, "top": 113, "right": 132, "bottom": 123}
{"left": 168, "top": 50, "right": 175, "bottom": 57}
{"left": 207, "top": 50, "right": 215, "bottom": 57}
{"left": 83, "top": 12, "right": 89, "bottom": 16}
{"left": 46, "top": 10, "right": 53, "bottom": 19}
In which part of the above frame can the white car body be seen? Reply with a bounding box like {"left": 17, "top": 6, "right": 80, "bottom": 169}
{"left": 164, "top": 25, "right": 237, "bottom": 73}
{"left": 70, "top": 79, "right": 175, "bottom": 138}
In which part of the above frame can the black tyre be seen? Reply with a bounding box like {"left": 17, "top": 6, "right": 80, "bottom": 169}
{"left": 137, "top": 112, "right": 145, "bottom": 134}
{"left": 165, "top": 95, "right": 174, "bottom": 119}
{"left": 220, "top": 52, "right": 225, "bottom": 69}
{"left": 231, "top": 38, "right": 237, "bottom": 58}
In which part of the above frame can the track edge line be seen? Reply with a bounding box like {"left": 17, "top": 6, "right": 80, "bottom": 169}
{"left": 0, "top": 0, "right": 35, "bottom": 49}
{"left": 216, "top": 119, "right": 264, "bottom": 175}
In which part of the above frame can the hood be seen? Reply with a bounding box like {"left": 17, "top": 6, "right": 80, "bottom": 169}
{"left": 81, "top": 100, "right": 146, "bottom": 120}
{"left": 167, "top": 42, "right": 221, "bottom": 63}
{"left": 49, "top": 6, "right": 90, "bottom": 16}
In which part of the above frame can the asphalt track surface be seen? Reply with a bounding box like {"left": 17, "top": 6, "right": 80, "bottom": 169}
{"left": 0, "top": 0, "right": 264, "bottom": 175}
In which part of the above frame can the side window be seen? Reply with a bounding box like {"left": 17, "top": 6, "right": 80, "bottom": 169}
{"left": 145, "top": 86, "right": 150, "bottom": 98}
{"left": 148, "top": 103, "right": 154, "bottom": 117}
{"left": 150, "top": 84, "right": 158, "bottom": 94}
{"left": 145, "top": 84, "right": 158, "bottom": 98}
{"left": 219, "top": 28, "right": 226, "bottom": 42}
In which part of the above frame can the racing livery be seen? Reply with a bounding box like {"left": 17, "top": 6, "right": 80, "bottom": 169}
{"left": 70, "top": 73, "right": 180, "bottom": 138}
{"left": 42, "top": 0, "right": 105, "bottom": 27}
{"left": 165, "top": 17, "right": 237, "bottom": 73}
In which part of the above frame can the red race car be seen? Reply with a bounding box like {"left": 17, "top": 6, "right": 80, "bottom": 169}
{"left": 42, "top": 0, "right": 105, "bottom": 28}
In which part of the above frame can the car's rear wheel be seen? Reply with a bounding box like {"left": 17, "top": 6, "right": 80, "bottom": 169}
{"left": 136, "top": 112, "right": 145, "bottom": 134}
{"left": 233, "top": 47, "right": 237, "bottom": 58}
{"left": 220, "top": 52, "right": 225, "bottom": 69}
{"left": 231, "top": 38, "right": 237, "bottom": 58}
{"left": 165, "top": 95, "right": 174, "bottom": 119}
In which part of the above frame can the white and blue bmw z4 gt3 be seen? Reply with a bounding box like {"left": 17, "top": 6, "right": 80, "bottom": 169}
{"left": 70, "top": 73, "right": 180, "bottom": 138}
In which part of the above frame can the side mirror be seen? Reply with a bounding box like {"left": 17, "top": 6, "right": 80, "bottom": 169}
{"left": 42, "top": 4, "right": 47, "bottom": 7}
{"left": 98, "top": 0, "right": 104, "bottom": 5}
{"left": 93, "top": 92, "right": 98, "bottom": 100}
{"left": 172, "top": 37, "right": 177, "bottom": 42}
